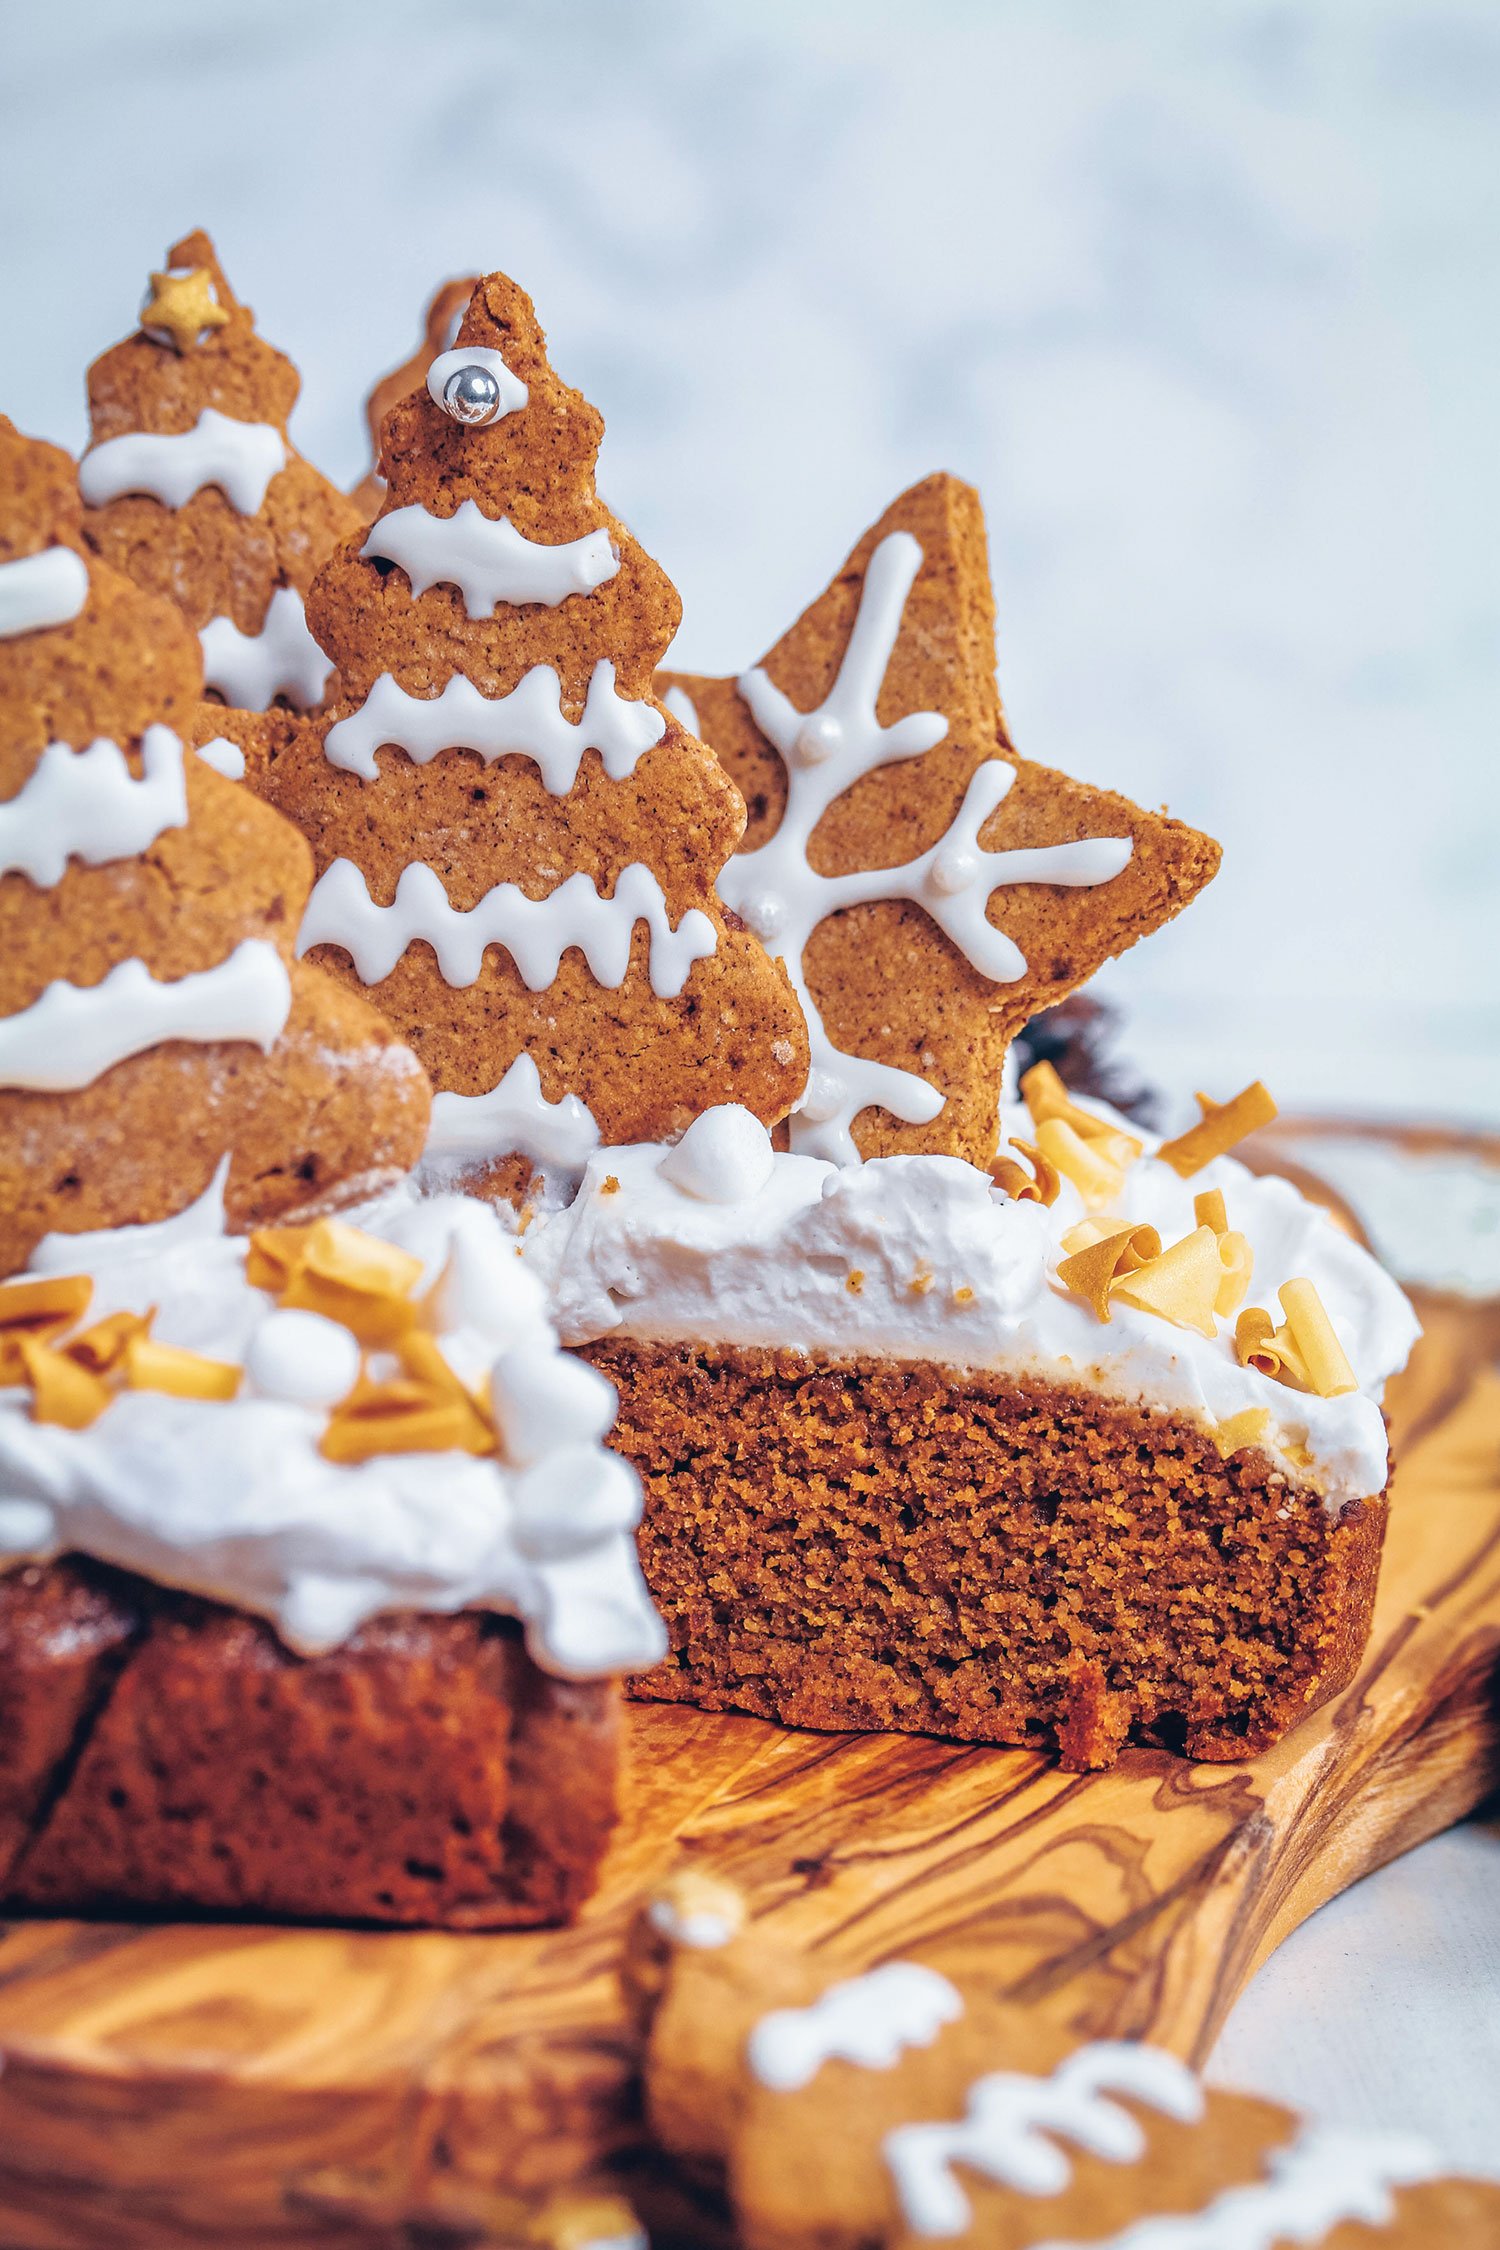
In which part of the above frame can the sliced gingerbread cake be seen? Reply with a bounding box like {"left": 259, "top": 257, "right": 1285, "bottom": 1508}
{"left": 0, "top": 420, "right": 661, "bottom": 1926}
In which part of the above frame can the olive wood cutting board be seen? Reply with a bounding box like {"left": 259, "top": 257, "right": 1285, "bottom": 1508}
{"left": 0, "top": 1142, "right": 1496, "bottom": 2249}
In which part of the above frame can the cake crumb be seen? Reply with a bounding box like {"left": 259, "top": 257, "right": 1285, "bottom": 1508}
{"left": 846, "top": 1270, "right": 865, "bottom": 1295}
{"left": 600, "top": 1175, "right": 621, "bottom": 1197}
{"left": 909, "top": 1268, "right": 934, "bottom": 1297}
{"left": 953, "top": 1285, "right": 976, "bottom": 1306}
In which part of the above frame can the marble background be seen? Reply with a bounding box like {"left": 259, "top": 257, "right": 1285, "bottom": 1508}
{"left": 4, "top": 0, "right": 1497, "bottom": 1123}
{"left": 2, "top": 0, "right": 1497, "bottom": 2179}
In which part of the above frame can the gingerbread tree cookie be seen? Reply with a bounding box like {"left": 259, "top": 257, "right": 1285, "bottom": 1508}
{"left": 0, "top": 418, "right": 430, "bottom": 1276}
{"left": 254, "top": 270, "right": 809, "bottom": 1194}
{"left": 78, "top": 229, "right": 362, "bottom": 771}
{"left": 639, "top": 1889, "right": 1498, "bottom": 2250}
{"left": 660, "top": 474, "right": 1221, "bottom": 1167}
{"left": 351, "top": 275, "right": 478, "bottom": 517}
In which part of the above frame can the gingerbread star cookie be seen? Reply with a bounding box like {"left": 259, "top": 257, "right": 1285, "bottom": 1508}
{"left": 252, "top": 270, "right": 809, "bottom": 1199}
{"left": 79, "top": 229, "right": 362, "bottom": 770}
{"left": 659, "top": 474, "right": 1221, "bottom": 1167}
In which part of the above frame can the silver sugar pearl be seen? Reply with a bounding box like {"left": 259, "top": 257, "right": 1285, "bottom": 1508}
{"left": 441, "top": 364, "right": 505, "bottom": 426}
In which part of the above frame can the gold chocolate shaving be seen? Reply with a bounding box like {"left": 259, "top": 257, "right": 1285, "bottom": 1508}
{"left": 1194, "top": 1188, "right": 1228, "bottom": 1235}
{"left": 1215, "top": 1406, "right": 1272, "bottom": 1458}
{"left": 1057, "top": 1223, "right": 1163, "bottom": 1321}
{"left": 992, "top": 1134, "right": 1060, "bottom": 1207}
{"left": 65, "top": 1309, "right": 154, "bottom": 1376}
{"left": 1278, "top": 1277, "right": 1358, "bottom": 1398}
{"left": 248, "top": 1218, "right": 425, "bottom": 1345}
{"left": 16, "top": 1337, "right": 112, "bottom": 1429}
{"left": 1020, "top": 1061, "right": 1145, "bottom": 1163}
{"left": 321, "top": 1334, "right": 496, "bottom": 1465}
{"left": 123, "top": 1335, "right": 241, "bottom": 1403}
{"left": 0, "top": 1273, "right": 94, "bottom": 1379}
{"left": 1034, "top": 1118, "right": 1127, "bottom": 1211}
{"left": 1215, "top": 1232, "right": 1254, "bottom": 1315}
{"left": 1234, "top": 1307, "right": 1312, "bottom": 1392}
{"left": 1111, "top": 1226, "right": 1224, "bottom": 1338}
{"left": 1156, "top": 1081, "right": 1278, "bottom": 1178}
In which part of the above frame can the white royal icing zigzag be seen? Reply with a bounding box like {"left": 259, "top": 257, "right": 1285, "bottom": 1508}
{"left": 197, "top": 736, "right": 246, "bottom": 780}
{"left": 748, "top": 1963, "right": 964, "bottom": 2093}
{"left": 720, "top": 531, "right": 1133, "bottom": 1165}
{"left": 662, "top": 684, "right": 700, "bottom": 736}
{"left": 0, "top": 940, "right": 293, "bottom": 1092}
{"left": 363, "top": 498, "right": 619, "bottom": 616}
{"left": 426, "top": 345, "right": 529, "bottom": 421}
{"left": 1, "top": 724, "right": 188, "bottom": 884}
{"left": 422, "top": 1052, "right": 602, "bottom": 1181}
{"left": 79, "top": 407, "right": 287, "bottom": 516}
{"left": 200, "top": 584, "right": 334, "bottom": 711}
{"left": 322, "top": 660, "right": 663, "bottom": 788}
{"left": 1048, "top": 2122, "right": 1441, "bottom": 2250}
{"left": 883, "top": 2041, "right": 1204, "bottom": 2239}
{"left": 298, "top": 858, "right": 717, "bottom": 1000}
{"left": 0, "top": 545, "right": 90, "bottom": 639}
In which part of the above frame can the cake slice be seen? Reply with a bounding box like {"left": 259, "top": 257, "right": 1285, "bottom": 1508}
{"left": 528, "top": 1084, "right": 1417, "bottom": 1770}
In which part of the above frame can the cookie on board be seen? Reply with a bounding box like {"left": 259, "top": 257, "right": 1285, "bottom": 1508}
{"left": 0, "top": 417, "right": 429, "bottom": 1274}
{"left": 254, "top": 269, "right": 809, "bottom": 1196}
{"left": 659, "top": 474, "right": 1221, "bottom": 1168}
{"left": 351, "top": 274, "right": 479, "bottom": 518}
{"left": 79, "top": 228, "right": 362, "bottom": 777}
{"left": 639, "top": 1885, "right": 1500, "bottom": 2250}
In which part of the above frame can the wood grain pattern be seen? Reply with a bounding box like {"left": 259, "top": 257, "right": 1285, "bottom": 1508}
{"left": 0, "top": 1184, "right": 1496, "bottom": 2244}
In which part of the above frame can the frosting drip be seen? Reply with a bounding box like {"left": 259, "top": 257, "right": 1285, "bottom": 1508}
{"left": 0, "top": 545, "right": 90, "bottom": 639}
{"left": 522, "top": 1098, "right": 1420, "bottom": 1510}
{"left": 0, "top": 1183, "right": 665, "bottom": 1678}
{"left": 721, "top": 531, "right": 1132, "bottom": 1164}
{"left": 299, "top": 857, "right": 718, "bottom": 1000}
{"left": 363, "top": 498, "right": 619, "bottom": 616}
{"left": 197, "top": 736, "right": 247, "bottom": 780}
{"left": 322, "top": 660, "right": 664, "bottom": 788}
{"left": 0, "top": 940, "right": 293, "bottom": 1092}
{"left": 1, "top": 723, "right": 188, "bottom": 883}
{"left": 883, "top": 2042, "right": 1204, "bottom": 2237}
{"left": 200, "top": 584, "right": 334, "bottom": 711}
{"left": 748, "top": 1964, "right": 964, "bottom": 2092}
{"left": 79, "top": 408, "right": 287, "bottom": 516}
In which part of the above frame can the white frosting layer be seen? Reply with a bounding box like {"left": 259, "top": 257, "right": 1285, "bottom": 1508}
{"left": 0, "top": 545, "right": 89, "bottom": 639}
{"left": 323, "top": 660, "right": 663, "bottom": 788}
{"left": 721, "top": 531, "right": 1132, "bottom": 1164}
{"left": 200, "top": 584, "right": 333, "bottom": 711}
{"left": 420, "top": 1052, "right": 602, "bottom": 1196}
{"left": 884, "top": 2042, "right": 1204, "bottom": 2237}
{"left": 0, "top": 939, "right": 292, "bottom": 1093}
{"left": 524, "top": 1099, "right": 1421, "bottom": 1509}
{"left": 79, "top": 408, "right": 287, "bottom": 516}
{"left": 0, "top": 1179, "right": 665, "bottom": 1678}
{"left": 0, "top": 723, "right": 187, "bottom": 883}
{"left": 364, "top": 498, "right": 618, "bottom": 616}
{"left": 299, "top": 857, "right": 717, "bottom": 1000}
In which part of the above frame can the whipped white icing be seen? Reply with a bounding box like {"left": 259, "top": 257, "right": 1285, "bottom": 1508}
{"left": 524, "top": 1099, "right": 1421, "bottom": 1510}
{"left": 0, "top": 1175, "right": 665, "bottom": 1679}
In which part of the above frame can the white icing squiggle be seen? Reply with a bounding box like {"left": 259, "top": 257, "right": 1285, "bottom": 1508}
{"left": 200, "top": 584, "right": 333, "bottom": 711}
{"left": 748, "top": 1964, "right": 963, "bottom": 2092}
{"left": 1040, "top": 2123, "right": 1441, "bottom": 2250}
{"left": 0, "top": 545, "right": 90, "bottom": 639}
{"left": 884, "top": 2042, "right": 1204, "bottom": 2238}
{"left": 364, "top": 498, "right": 618, "bottom": 616}
{"left": 322, "top": 660, "right": 663, "bottom": 787}
{"left": 79, "top": 408, "right": 287, "bottom": 516}
{"left": 662, "top": 684, "right": 700, "bottom": 736}
{"left": 721, "top": 532, "right": 1132, "bottom": 1163}
{"left": 0, "top": 940, "right": 292, "bottom": 1092}
{"left": 523, "top": 1097, "right": 1420, "bottom": 1510}
{"left": 299, "top": 858, "right": 717, "bottom": 1000}
{"left": 0, "top": 1187, "right": 666, "bottom": 1680}
{"left": 420, "top": 1052, "right": 602, "bottom": 1194}
{"left": 0, "top": 724, "right": 187, "bottom": 884}
{"left": 197, "top": 736, "right": 247, "bottom": 780}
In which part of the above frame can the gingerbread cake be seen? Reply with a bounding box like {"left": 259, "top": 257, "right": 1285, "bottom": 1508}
{"left": 639, "top": 1878, "right": 1500, "bottom": 2248}
{"left": 0, "top": 417, "right": 662, "bottom": 1925}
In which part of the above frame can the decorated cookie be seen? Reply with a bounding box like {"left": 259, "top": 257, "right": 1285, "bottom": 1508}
{"left": 78, "top": 229, "right": 362, "bottom": 779}
{"left": 253, "top": 269, "right": 809, "bottom": 1199}
{"left": 0, "top": 417, "right": 430, "bottom": 1276}
{"left": 658, "top": 475, "right": 1221, "bottom": 1168}
{"left": 640, "top": 1889, "right": 1500, "bottom": 2250}
{"left": 351, "top": 275, "right": 479, "bottom": 517}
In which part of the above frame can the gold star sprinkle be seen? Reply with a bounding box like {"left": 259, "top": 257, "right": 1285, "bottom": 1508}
{"left": 139, "top": 267, "right": 229, "bottom": 354}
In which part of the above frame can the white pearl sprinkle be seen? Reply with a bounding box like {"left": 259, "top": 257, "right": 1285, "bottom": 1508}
{"left": 929, "top": 845, "right": 980, "bottom": 896}
{"left": 792, "top": 713, "right": 844, "bottom": 765}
